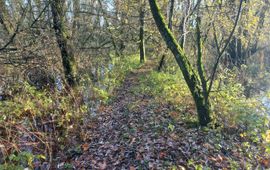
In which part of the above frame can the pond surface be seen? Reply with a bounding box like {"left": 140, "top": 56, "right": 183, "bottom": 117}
{"left": 262, "top": 96, "right": 270, "bottom": 112}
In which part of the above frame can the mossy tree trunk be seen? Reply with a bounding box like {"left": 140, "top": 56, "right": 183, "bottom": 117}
{"left": 51, "top": 0, "right": 77, "bottom": 87}
{"left": 139, "top": 0, "right": 146, "bottom": 63}
{"left": 157, "top": 0, "right": 174, "bottom": 71}
{"left": 149, "top": 0, "right": 211, "bottom": 126}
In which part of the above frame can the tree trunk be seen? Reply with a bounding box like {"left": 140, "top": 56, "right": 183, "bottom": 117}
{"left": 72, "top": 0, "right": 80, "bottom": 38}
{"left": 157, "top": 54, "right": 166, "bottom": 71}
{"left": 0, "top": 0, "right": 14, "bottom": 34}
{"left": 149, "top": 0, "right": 211, "bottom": 126}
{"left": 167, "top": 0, "right": 174, "bottom": 31}
{"left": 139, "top": 2, "right": 146, "bottom": 63}
{"left": 179, "top": 0, "right": 190, "bottom": 48}
{"left": 194, "top": 94, "right": 211, "bottom": 126}
{"left": 51, "top": 0, "right": 77, "bottom": 87}
{"left": 98, "top": 0, "right": 121, "bottom": 57}
{"left": 157, "top": 0, "right": 174, "bottom": 71}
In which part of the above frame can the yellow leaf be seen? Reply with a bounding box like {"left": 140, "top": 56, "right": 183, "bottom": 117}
{"left": 265, "top": 130, "right": 270, "bottom": 143}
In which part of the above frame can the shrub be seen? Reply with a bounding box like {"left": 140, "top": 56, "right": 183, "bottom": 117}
{"left": 0, "top": 54, "right": 141, "bottom": 168}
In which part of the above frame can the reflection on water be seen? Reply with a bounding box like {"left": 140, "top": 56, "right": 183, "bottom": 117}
{"left": 0, "top": 87, "right": 3, "bottom": 100}
{"left": 55, "top": 75, "right": 63, "bottom": 91}
{"left": 260, "top": 94, "right": 270, "bottom": 119}
{"left": 0, "top": 62, "right": 115, "bottom": 115}
{"left": 262, "top": 96, "right": 270, "bottom": 111}
{"left": 0, "top": 62, "right": 115, "bottom": 166}
{"left": 81, "top": 63, "right": 114, "bottom": 117}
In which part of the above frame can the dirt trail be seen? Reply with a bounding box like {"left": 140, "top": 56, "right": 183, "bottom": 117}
{"left": 69, "top": 61, "right": 251, "bottom": 170}
{"left": 71, "top": 62, "right": 189, "bottom": 169}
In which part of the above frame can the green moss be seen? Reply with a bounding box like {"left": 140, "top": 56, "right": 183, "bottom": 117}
{"left": 149, "top": 0, "right": 211, "bottom": 125}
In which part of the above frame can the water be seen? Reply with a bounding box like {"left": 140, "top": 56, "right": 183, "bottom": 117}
{"left": 55, "top": 75, "right": 63, "bottom": 91}
{"left": 0, "top": 87, "right": 3, "bottom": 101}
{"left": 262, "top": 96, "right": 270, "bottom": 112}
{"left": 82, "top": 62, "right": 115, "bottom": 117}
{"left": 52, "top": 62, "right": 115, "bottom": 117}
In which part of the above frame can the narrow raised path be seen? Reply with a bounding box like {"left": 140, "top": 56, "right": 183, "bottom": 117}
{"left": 72, "top": 62, "right": 189, "bottom": 169}
{"left": 70, "top": 61, "right": 245, "bottom": 170}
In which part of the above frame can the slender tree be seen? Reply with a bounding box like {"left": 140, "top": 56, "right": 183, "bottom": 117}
{"left": 51, "top": 0, "right": 77, "bottom": 87}
{"left": 98, "top": 0, "right": 121, "bottom": 57}
{"left": 149, "top": 0, "right": 244, "bottom": 126}
{"left": 0, "top": 0, "right": 14, "bottom": 34}
{"left": 149, "top": 0, "right": 211, "bottom": 125}
{"left": 72, "top": 0, "right": 80, "bottom": 38}
{"left": 139, "top": 0, "right": 146, "bottom": 63}
{"left": 167, "top": 0, "right": 174, "bottom": 31}
{"left": 157, "top": 0, "right": 174, "bottom": 71}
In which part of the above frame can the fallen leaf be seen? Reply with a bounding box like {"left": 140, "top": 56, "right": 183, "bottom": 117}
{"left": 159, "top": 151, "right": 167, "bottom": 159}
{"left": 129, "top": 166, "right": 136, "bottom": 170}
{"left": 98, "top": 161, "right": 107, "bottom": 170}
{"left": 261, "top": 158, "right": 270, "bottom": 168}
{"left": 81, "top": 143, "right": 90, "bottom": 152}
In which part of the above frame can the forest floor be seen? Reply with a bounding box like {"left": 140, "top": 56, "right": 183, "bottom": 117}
{"left": 67, "top": 61, "right": 264, "bottom": 169}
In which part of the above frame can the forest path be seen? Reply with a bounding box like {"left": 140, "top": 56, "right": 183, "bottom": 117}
{"left": 70, "top": 61, "right": 247, "bottom": 170}
{"left": 73, "top": 61, "right": 191, "bottom": 169}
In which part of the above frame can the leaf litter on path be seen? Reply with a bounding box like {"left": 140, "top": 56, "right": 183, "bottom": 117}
{"left": 68, "top": 62, "right": 265, "bottom": 169}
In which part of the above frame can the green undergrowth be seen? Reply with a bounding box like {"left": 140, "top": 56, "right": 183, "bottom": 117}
{"left": 0, "top": 54, "right": 141, "bottom": 169}
{"left": 79, "top": 54, "right": 141, "bottom": 103}
{"left": 0, "top": 83, "right": 85, "bottom": 169}
{"left": 132, "top": 70, "right": 191, "bottom": 106}
{"left": 211, "top": 68, "right": 269, "bottom": 132}
{"left": 132, "top": 68, "right": 270, "bottom": 167}
{"left": 100, "top": 54, "right": 141, "bottom": 100}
